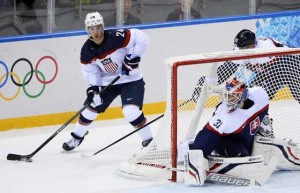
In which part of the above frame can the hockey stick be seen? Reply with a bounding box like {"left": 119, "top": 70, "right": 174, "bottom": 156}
{"left": 178, "top": 76, "right": 223, "bottom": 108}
{"left": 177, "top": 76, "right": 205, "bottom": 108}
{"left": 81, "top": 114, "right": 164, "bottom": 158}
{"left": 7, "top": 75, "right": 121, "bottom": 162}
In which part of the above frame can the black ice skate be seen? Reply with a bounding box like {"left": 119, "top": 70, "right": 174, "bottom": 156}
{"left": 62, "top": 131, "right": 89, "bottom": 151}
{"left": 142, "top": 137, "right": 153, "bottom": 147}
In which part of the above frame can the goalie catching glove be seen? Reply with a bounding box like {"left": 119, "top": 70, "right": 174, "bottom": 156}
{"left": 259, "top": 115, "right": 273, "bottom": 134}
{"left": 84, "top": 85, "right": 103, "bottom": 108}
{"left": 122, "top": 54, "right": 140, "bottom": 75}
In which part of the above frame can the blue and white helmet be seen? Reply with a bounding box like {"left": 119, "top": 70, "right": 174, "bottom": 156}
{"left": 223, "top": 78, "right": 248, "bottom": 113}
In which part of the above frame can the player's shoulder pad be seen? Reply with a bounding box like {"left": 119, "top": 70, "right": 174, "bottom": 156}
{"left": 256, "top": 36, "right": 277, "bottom": 48}
{"left": 104, "top": 28, "right": 131, "bottom": 47}
{"left": 257, "top": 36, "right": 268, "bottom": 41}
{"left": 80, "top": 39, "right": 97, "bottom": 64}
{"left": 249, "top": 87, "right": 269, "bottom": 101}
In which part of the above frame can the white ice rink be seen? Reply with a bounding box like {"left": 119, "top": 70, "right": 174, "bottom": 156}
{"left": 1, "top": 115, "right": 300, "bottom": 193}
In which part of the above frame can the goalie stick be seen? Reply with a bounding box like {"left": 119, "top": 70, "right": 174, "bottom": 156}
{"left": 7, "top": 75, "right": 121, "bottom": 162}
{"left": 124, "top": 162, "right": 259, "bottom": 187}
{"left": 166, "top": 166, "right": 259, "bottom": 187}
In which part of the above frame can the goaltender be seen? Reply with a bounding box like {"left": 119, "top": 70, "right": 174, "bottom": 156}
{"left": 180, "top": 77, "right": 300, "bottom": 186}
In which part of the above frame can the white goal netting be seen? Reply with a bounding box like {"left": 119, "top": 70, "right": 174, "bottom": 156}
{"left": 118, "top": 47, "right": 300, "bottom": 182}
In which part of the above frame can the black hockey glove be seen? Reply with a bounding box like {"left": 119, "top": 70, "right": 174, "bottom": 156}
{"left": 122, "top": 54, "right": 140, "bottom": 75}
{"left": 83, "top": 85, "right": 101, "bottom": 106}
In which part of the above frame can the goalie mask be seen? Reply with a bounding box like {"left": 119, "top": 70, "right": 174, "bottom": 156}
{"left": 223, "top": 78, "right": 248, "bottom": 113}
{"left": 234, "top": 29, "right": 256, "bottom": 49}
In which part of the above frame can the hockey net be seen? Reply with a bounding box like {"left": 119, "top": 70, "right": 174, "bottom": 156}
{"left": 118, "top": 47, "right": 300, "bottom": 182}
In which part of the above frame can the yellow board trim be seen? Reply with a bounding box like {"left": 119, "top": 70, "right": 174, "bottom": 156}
{"left": 0, "top": 102, "right": 166, "bottom": 131}
{"left": 0, "top": 87, "right": 293, "bottom": 131}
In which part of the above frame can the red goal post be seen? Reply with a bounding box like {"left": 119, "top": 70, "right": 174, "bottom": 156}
{"left": 118, "top": 47, "right": 300, "bottom": 182}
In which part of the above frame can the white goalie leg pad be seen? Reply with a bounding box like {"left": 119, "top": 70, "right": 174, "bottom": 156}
{"left": 184, "top": 150, "right": 208, "bottom": 186}
{"left": 117, "top": 153, "right": 172, "bottom": 180}
{"left": 208, "top": 154, "right": 278, "bottom": 185}
{"left": 177, "top": 139, "right": 194, "bottom": 163}
{"left": 252, "top": 136, "right": 300, "bottom": 170}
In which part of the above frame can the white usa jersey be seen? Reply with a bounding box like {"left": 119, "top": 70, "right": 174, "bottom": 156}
{"left": 206, "top": 87, "right": 269, "bottom": 137}
{"left": 80, "top": 28, "right": 149, "bottom": 86}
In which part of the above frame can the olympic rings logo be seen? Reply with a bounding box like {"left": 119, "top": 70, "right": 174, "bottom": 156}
{"left": 0, "top": 56, "right": 58, "bottom": 101}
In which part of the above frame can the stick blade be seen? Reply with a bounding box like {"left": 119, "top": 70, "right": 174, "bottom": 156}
{"left": 7, "top": 154, "right": 33, "bottom": 162}
{"left": 80, "top": 153, "right": 93, "bottom": 158}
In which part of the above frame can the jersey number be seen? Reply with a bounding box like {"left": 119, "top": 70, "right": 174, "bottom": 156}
{"left": 116, "top": 29, "right": 125, "bottom": 37}
{"left": 213, "top": 119, "right": 223, "bottom": 129}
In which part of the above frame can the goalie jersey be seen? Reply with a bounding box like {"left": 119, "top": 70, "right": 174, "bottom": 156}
{"left": 191, "top": 87, "right": 269, "bottom": 157}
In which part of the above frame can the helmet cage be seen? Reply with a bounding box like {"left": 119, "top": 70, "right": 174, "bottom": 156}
{"left": 223, "top": 91, "right": 243, "bottom": 106}
{"left": 223, "top": 78, "right": 248, "bottom": 112}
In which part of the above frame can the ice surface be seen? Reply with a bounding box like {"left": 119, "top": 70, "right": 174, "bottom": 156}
{"left": 1, "top": 115, "right": 299, "bottom": 193}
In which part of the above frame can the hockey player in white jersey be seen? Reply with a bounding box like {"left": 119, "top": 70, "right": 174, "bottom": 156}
{"left": 182, "top": 78, "right": 300, "bottom": 186}
{"left": 62, "top": 12, "right": 153, "bottom": 151}
{"left": 217, "top": 29, "right": 300, "bottom": 103}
